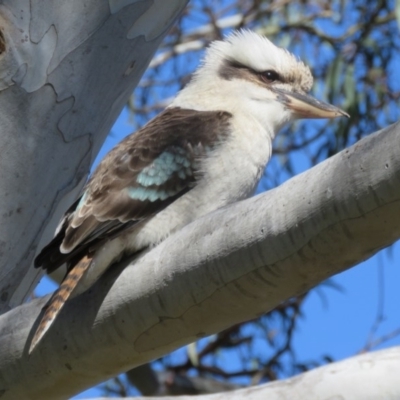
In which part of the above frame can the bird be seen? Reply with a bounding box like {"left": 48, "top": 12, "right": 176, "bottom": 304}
{"left": 29, "top": 29, "right": 348, "bottom": 354}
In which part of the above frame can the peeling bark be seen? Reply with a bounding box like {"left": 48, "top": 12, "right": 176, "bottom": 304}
{"left": 0, "top": 0, "right": 188, "bottom": 312}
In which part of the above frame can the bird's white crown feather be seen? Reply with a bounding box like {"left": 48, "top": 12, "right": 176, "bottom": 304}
{"left": 195, "top": 29, "right": 313, "bottom": 92}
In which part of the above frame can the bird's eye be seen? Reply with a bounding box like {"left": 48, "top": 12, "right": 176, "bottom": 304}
{"left": 262, "top": 70, "right": 280, "bottom": 83}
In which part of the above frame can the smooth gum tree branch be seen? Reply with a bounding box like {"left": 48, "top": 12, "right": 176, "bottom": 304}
{"left": 0, "top": 122, "right": 399, "bottom": 399}
{"left": 85, "top": 347, "right": 400, "bottom": 400}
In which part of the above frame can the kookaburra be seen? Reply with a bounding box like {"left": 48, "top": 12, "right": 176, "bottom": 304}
{"left": 30, "top": 30, "right": 348, "bottom": 353}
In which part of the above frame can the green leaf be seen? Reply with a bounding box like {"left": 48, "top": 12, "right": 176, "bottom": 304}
{"left": 343, "top": 65, "right": 356, "bottom": 109}
{"left": 325, "top": 55, "right": 344, "bottom": 102}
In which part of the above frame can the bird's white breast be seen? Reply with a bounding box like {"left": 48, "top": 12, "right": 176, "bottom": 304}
{"left": 84, "top": 79, "right": 277, "bottom": 288}
{"left": 124, "top": 112, "right": 273, "bottom": 251}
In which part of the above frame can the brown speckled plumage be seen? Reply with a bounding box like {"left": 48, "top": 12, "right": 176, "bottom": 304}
{"left": 35, "top": 108, "right": 232, "bottom": 273}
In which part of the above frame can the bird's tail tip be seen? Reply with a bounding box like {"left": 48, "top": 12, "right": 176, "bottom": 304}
{"left": 28, "top": 293, "right": 65, "bottom": 354}
{"left": 28, "top": 255, "right": 93, "bottom": 354}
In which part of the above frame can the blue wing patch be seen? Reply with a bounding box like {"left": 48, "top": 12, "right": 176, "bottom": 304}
{"left": 127, "top": 187, "right": 181, "bottom": 202}
{"left": 130, "top": 146, "right": 194, "bottom": 202}
{"left": 76, "top": 191, "right": 88, "bottom": 211}
{"left": 136, "top": 146, "right": 194, "bottom": 186}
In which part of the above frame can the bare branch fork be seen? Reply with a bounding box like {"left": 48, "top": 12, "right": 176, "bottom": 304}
{"left": 0, "top": 121, "right": 399, "bottom": 399}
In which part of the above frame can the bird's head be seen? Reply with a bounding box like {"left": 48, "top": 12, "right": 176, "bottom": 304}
{"left": 173, "top": 30, "right": 348, "bottom": 132}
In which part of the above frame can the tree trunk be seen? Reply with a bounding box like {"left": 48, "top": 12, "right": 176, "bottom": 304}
{"left": 0, "top": 0, "right": 188, "bottom": 313}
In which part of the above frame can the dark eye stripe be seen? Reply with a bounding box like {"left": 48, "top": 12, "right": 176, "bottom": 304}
{"left": 219, "top": 60, "right": 284, "bottom": 85}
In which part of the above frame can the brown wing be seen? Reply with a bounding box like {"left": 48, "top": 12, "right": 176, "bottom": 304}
{"left": 35, "top": 108, "right": 232, "bottom": 273}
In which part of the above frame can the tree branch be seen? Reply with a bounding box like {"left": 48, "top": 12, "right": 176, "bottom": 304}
{"left": 0, "top": 121, "right": 399, "bottom": 399}
{"left": 83, "top": 347, "right": 400, "bottom": 400}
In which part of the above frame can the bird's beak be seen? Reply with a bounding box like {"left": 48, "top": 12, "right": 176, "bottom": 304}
{"left": 273, "top": 88, "right": 349, "bottom": 119}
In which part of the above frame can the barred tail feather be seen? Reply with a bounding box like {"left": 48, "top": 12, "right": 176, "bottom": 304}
{"left": 29, "top": 256, "right": 92, "bottom": 354}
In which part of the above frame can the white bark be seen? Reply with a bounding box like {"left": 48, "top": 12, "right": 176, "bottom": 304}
{"left": 0, "top": 122, "right": 399, "bottom": 399}
{"left": 87, "top": 347, "right": 400, "bottom": 400}
{"left": 0, "top": 0, "right": 188, "bottom": 312}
